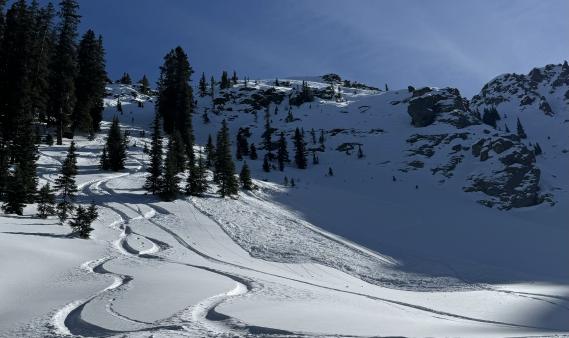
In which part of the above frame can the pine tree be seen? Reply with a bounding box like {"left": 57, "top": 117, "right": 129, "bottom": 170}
{"left": 169, "top": 130, "right": 186, "bottom": 173}
{"left": 138, "top": 74, "right": 150, "bottom": 94}
{"left": 516, "top": 118, "right": 527, "bottom": 139}
{"left": 55, "top": 141, "right": 78, "bottom": 222}
{"left": 240, "top": 162, "right": 253, "bottom": 190}
{"left": 249, "top": 143, "right": 258, "bottom": 160}
{"left": 74, "top": 29, "right": 106, "bottom": 133}
{"left": 210, "top": 75, "right": 215, "bottom": 97}
{"left": 156, "top": 47, "right": 194, "bottom": 165}
{"left": 263, "top": 106, "right": 273, "bottom": 151}
{"left": 205, "top": 134, "right": 215, "bottom": 168}
{"left": 277, "top": 132, "right": 289, "bottom": 171}
{"left": 116, "top": 97, "right": 122, "bottom": 113}
{"left": 385, "top": 83, "right": 389, "bottom": 91}
{"left": 198, "top": 72, "right": 207, "bottom": 97}
{"left": 99, "top": 145, "right": 109, "bottom": 170}
{"left": 103, "top": 116, "right": 127, "bottom": 171}
{"left": 482, "top": 107, "right": 500, "bottom": 128}
{"left": 160, "top": 138, "right": 181, "bottom": 201}
{"left": 357, "top": 145, "right": 364, "bottom": 159}
{"left": 37, "top": 183, "right": 56, "bottom": 218}
{"left": 69, "top": 205, "right": 94, "bottom": 238}
{"left": 293, "top": 128, "right": 307, "bottom": 169}
{"left": 231, "top": 70, "right": 238, "bottom": 84}
{"left": 119, "top": 72, "right": 131, "bottom": 84}
{"left": 214, "top": 120, "right": 238, "bottom": 197}
{"left": 220, "top": 70, "right": 230, "bottom": 89}
{"left": 144, "top": 112, "right": 163, "bottom": 194}
{"left": 2, "top": 165, "right": 27, "bottom": 215}
{"left": 186, "top": 153, "right": 208, "bottom": 196}
{"left": 48, "top": 0, "right": 80, "bottom": 145}
{"left": 312, "top": 151, "right": 319, "bottom": 165}
{"left": 262, "top": 155, "right": 271, "bottom": 172}
{"left": 319, "top": 129, "right": 325, "bottom": 148}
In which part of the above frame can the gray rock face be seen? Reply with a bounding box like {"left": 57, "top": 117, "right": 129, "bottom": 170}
{"left": 465, "top": 136, "right": 541, "bottom": 209}
{"left": 407, "top": 87, "right": 476, "bottom": 128}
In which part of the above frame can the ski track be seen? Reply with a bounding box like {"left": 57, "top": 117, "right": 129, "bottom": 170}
{"left": 41, "top": 130, "right": 567, "bottom": 338}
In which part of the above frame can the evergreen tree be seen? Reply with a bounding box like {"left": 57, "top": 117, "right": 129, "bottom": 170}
{"left": 482, "top": 107, "right": 500, "bottom": 128}
{"left": 231, "top": 70, "right": 238, "bottom": 84}
{"left": 214, "top": 120, "right": 238, "bottom": 196}
{"left": 277, "top": 132, "right": 289, "bottom": 171}
{"left": 312, "top": 151, "right": 319, "bottom": 164}
{"left": 37, "top": 183, "right": 56, "bottom": 218}
{"left": 156, "top": 47, "right": 194, "bottom": 164}
{"left": 198, "top": 72, "right": 207, "bottom": 97}
{"left": 69, "top": 205, "right": 95, "bottom": 238}
{"left": 385, "top": 83, "right": 389, "bottom": 91}
{"left": 516, "top": 118, "right": 527, "bottom": 139}
{"left": 262, "top": 155, "right": 270, "bottom": 172}
{"left": 210, "top": 75, "right": 215, "bottom": 97}
{"left": 99, "top": 145, "right": 109, "bottom": 170}
{"left": 239, "top": 161, "right": 253, "bottom": 190}
{"left": 220, "top": 70, "right": 230, "bottom": 89}
{"left": 293, "top": 128, "right": 307, "bottom": 169}
{"left": 55, "top": 141, "right": 78, "bottom": 222}
{"left": 205, "top": 134, "right": 215, "bottom": 168}
{"left": 186, "top": 153, "right": 208, "bottom": 196}
{"left": 160, "top": 138, "right": 180, "bottom": 201}
{"left": 119, "top": 72, "right": 131, "bottom": 84}
{"left": 48, "top": 0, "right": 80, "bottom": 145}
{"left": 74, "top": 29, "right": 106, "bottom": 133}
{"left": 2, "top": 164, "right": 27, "bottom": 215}
{"left": 102, "top": 116, "right": 127, "bottom": 171}
{"left": 144, "top": 112, "right": 163, "bottom": 194}
{"left": 357, "top": 145, "right": 364, "bottom": 159}
{"left": 116, "top": 97, "right": 122, "bottom": 113}
{"left": 328, "top": 167, "right": 334, "bottom": 176}
{"left": 263, "top": 106, "right": 273, "bottom": 151}
{"left": 249, "top": 143, "right": 258, "bottom": 160}
{"left": 319, "top": 129, "right": 325, "bottom": 147}
{"left": 138, "top": 74, "right": 150, "bottom": 94}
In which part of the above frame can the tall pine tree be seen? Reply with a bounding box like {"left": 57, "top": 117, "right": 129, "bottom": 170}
{"left": 55, "top": 141, "right": 78, "bottom": 222}
{"left": 214, "top": 120, "right": 238, "bottom": 197}
{"left": 293, "top": 128, "right": 307, "bottom": 169}
{"left": 144, "top": 112, "right": 163, "bottom": 194}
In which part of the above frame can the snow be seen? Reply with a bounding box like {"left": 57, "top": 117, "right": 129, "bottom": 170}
{"left": 0, "top": 76, "right": 568, "bottom": 337}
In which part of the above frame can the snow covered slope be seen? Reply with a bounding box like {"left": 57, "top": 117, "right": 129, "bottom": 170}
{"left": 0, "top": 66, "right": 568, "bottom": 337}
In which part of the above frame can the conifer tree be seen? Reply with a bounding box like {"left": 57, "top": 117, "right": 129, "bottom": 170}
{"left": 156, "top": 47, "right": 194, "bottom": 164}
{"left": 48, "top": 0, "right": 80, "bottom": 145}
{"left": 138, "top": 74, "right": 150, "bottom": 94}
{"left": 186, "top": 153, "right": 208, "bottom": 196}
{"left": 169, "top": 130, "right": 186, "bottom": 173}
{"left": 319, "top": 129, "right": 325, "bottom": 148}
{"left": 99, "top": 145, "right": 109, "bottom": 170}
{"left": 144, "top": 112, "right": 163, "bottom": 194}
{"left": 74, "top": 29, "right": 106, "bottom": 133}
{"left": 312, "top": 151, "right": 319, "bottom": 164}
{"left": 37, "top": 183, "right": 56, "bottom": 218}
{"left": 55, "top": 141, "right": 78, "bottom": 222}
{"left": 231, "top": 70, "right": 238, "bottom": 84}
{"left": 516, "top": 118, "right": 527, "bottom": 139}
{"left": 119, "top": 72, "right": 131, "bottom": 84}
{"left": 160, "top": 138, "right": 180, "bottom": 201}
{"left": 293, "top": 128, "right": 307, "bottom": 169}
{"left": 220, "top": 70, "right": 230, "bottom": 89}
{"left": 210, "top": 75, "right": 215, "bottom": 97}
{"left": 263, "top": 106, "right": 273, "bottom": 152}
{"left": 249, "top": 144, "right": 258, "bottom": 160}
{"left": 103, "top": 116, "right": 127, "bottom": 171}
{"left": 262, "top": 155, "right": 271, "bottom": 172}
{"left": 69, "top": 204, "right": 95, "bottom": 238}
{"left": 277, "top": 132, "right": 289, "bottom": 171}
{"left": 198, "top": 72, "right": 207, "bottom": 97}
{"left": 214, "top": 120, "right": 238, "bottom": 196}
{"left": 482, "top": 107, "right": 500, "bottom": 128}
{"left": 357, "top": 145, "right": 364, "bottom": 159}
{"left": 205, "top": 134, "right": 215, "bottom": 168}
{"left": 2, "top": 165, "right": 27, "bottom": 215}
{"left": 240, "top": 162, "right": 253, "bottom": 190}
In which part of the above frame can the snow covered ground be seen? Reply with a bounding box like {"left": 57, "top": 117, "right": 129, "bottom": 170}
{"left": 1, "top": 76, "right": 568, "bottom": 337}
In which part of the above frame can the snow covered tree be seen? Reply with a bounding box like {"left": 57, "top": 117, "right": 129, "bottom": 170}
{"left": 277, "top": 132, "right": 289, "bottom": 171}
{"left": 55, "top": 141, "right": 78, "bottom": 222}
{"left": 144, "top": 112, "right": 163, "bottom": 194}
{"left": 102, "top": 116, "right": 127, "bottom": 171}
{"left": 293, "top": 128, "right": 307, "bottom": 169}
{"left": 37, "top": 183, "right": 56, "bottom": 218}
{"left": 214, "top": 120, "right": 238, "bottom": 197}
{"left": 239, "top": 161, "right": 253, "bottom": 190}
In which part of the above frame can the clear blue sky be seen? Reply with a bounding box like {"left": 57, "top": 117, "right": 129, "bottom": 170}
{"left": 57, "top": 0, "right": 569, "bottom": 96}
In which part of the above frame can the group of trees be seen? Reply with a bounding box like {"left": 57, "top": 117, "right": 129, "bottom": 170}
{"left": 0, "top": 0, "right": 104, "bottom": 229}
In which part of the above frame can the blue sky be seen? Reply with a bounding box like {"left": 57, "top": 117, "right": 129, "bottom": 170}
{"left": 63, "top": 1, "right": 569, "bottom": 96}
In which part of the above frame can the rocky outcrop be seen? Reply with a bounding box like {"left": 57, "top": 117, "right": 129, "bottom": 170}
{"left": 407, "top": 87, "right": 477, "bottom": 128}
{"left": 465, "top": 136, "right": 542, "bottom": 209}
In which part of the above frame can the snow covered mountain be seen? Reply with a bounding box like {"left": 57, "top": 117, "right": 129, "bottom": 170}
{"left": 1, "top": 64, "right": 568, "bottom": 337}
